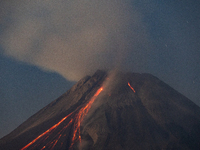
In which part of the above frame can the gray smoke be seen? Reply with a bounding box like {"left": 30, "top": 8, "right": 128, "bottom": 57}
{"left": 0, "top": 0, "right": 199, "bottom": 104}
{"left": 0, "top": 0, "right": 148, "bottom": 81}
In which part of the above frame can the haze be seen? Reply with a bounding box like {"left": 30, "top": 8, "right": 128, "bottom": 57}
{"left": 0, "top": 0, "right": 199, "bottom": 138}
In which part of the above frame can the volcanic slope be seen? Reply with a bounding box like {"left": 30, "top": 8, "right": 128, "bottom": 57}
{"left": 0, "top": 70, "right": 200, "bottom": 150}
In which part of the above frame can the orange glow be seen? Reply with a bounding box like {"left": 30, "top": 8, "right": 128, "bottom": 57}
{"left": 50, "top": 134, "right": 61, "bottom": 150}
{"left": 70, "top": 87, "right": 103, "bottom": 149}
{"left": 21, "top": 113, "right": 73, "bottom": 150}
{"left": 21, "top": 86, "right": 103, "bottom": 150}
{"left": 128, "top": 82, "right": 136, "bottom": 93}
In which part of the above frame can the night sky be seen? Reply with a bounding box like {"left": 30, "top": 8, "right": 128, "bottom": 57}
{"left": 0, "top": 0, "right": 199, "bottom": 138}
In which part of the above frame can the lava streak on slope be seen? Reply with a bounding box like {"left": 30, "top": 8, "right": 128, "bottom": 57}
{"left": 128, "top": 82, "right": 136, "bottom": 93}
{"left": 20, "top": 86, "right": 103, "bottom": 150}
{"left": 21, "top": 113, "right": 74, "bottom": 150}
{"left": 70, "top": 87, "right": 103, "bottom": 149}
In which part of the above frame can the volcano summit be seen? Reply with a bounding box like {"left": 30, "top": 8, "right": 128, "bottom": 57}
{"left": 0, "top": 70, "right": 200, "bottom": 150}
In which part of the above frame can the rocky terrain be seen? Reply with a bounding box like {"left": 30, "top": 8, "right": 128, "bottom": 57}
{"left": 0, "top": 70, "right": 200, "bottom": 150}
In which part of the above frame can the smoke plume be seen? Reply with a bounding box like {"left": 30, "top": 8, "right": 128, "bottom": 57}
{"left": 0, "top": 0, "right": 148, "bottom": 81}
{"left": 0, "top": 0, "right": 200, "bottom": 104}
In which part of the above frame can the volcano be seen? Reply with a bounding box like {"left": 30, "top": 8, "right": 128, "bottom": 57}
{"left": 0, "top": 70, "right": 200, "bottom": 150}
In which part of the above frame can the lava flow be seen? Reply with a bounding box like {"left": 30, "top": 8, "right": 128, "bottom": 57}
{"left": 21, "top": 112, "right": 74, "bottom": 150}
{"left": 128, "top": 82, "right": 136, "bottom": 93}
{"left": 20, "top": 86, "right": 103, "bottom": 150}
{"left": 70, "top": 87, "right": 103, "bottom": 149}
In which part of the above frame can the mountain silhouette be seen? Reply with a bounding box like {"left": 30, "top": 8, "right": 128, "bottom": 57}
{"left": 0, "top": 70, "right": 200, "bottom": 150}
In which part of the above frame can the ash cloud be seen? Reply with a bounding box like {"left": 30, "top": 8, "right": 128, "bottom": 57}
{"left": 0, "top": 0, "right": 149, "bottom": 81}
{"left": 0, "top": 0, "right": 200, "bottom": 104}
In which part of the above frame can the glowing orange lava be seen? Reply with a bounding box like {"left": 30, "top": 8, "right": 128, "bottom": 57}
{"left": 21, "top": 113, "right": 73, "bottom": 150}
{"left": 128, "top": 82, "right": 136, "bottom": 93}
{"left": 70, "top": 87, "right": 103, "bottom": 149}
{"left": 21, "top": 86, "right": 103, "bottom": 150}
